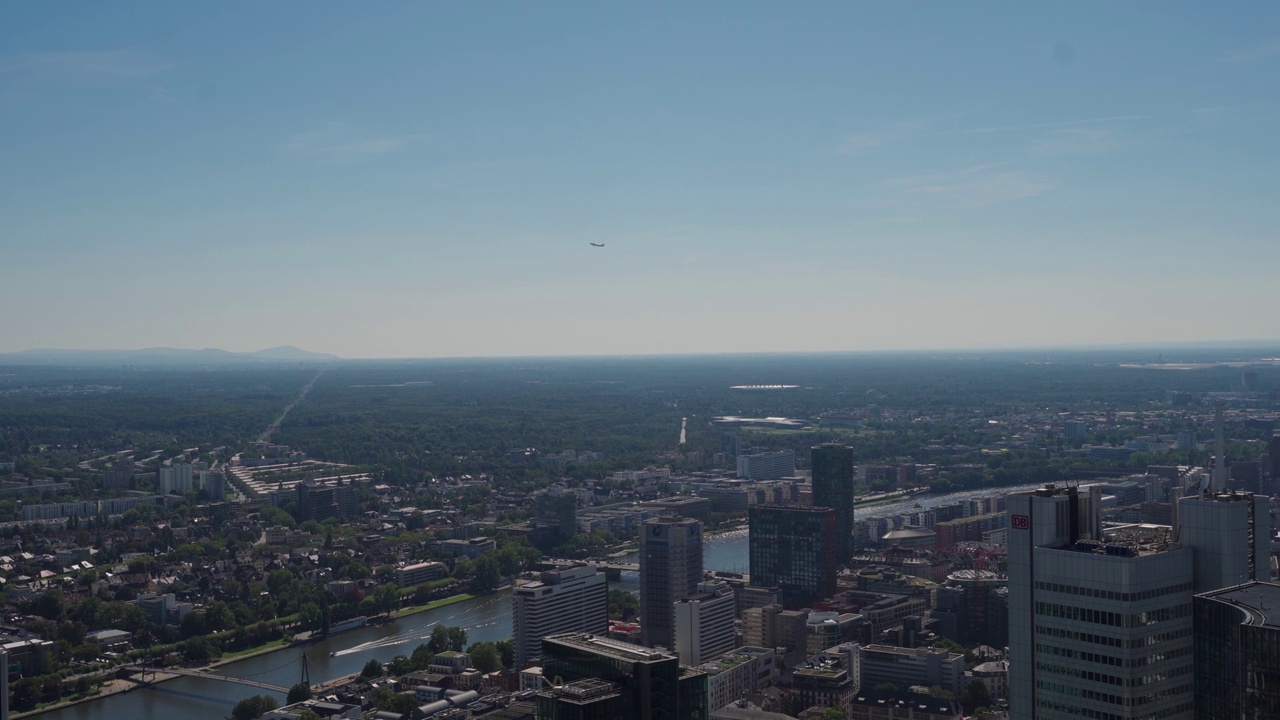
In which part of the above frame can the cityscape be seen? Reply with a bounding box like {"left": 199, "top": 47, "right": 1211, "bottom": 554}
{"left": 5, "top": 3, "right": 1280, "bottom": 720}
{"left": 0, "top": 351, "right": 1277, "bottom": 719}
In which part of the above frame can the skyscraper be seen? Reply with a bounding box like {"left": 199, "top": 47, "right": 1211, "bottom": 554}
{"left": 1007, "top": 485, "right": 1194, "bottom": 720}
{"left": 640, "top": 517, "right": 704, "bottom": 650}
{"left": 748, "top": 504, "right": 837, "bottom": 610}
{"left": 811, "top": 444, "right": 855, "bottom": 562}
{"left": 1194, "top": 581, "right": 1280, "bottom": 719}
{"left": 513, "top": 564, "right": 608, "bottom": 670}
{"left": 1006, "top": 484, "right": 1271, "bottom": 720}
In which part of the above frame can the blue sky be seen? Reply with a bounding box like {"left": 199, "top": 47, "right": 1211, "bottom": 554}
{"left": 2, "top": 2, "right": 1278, "bottom": 357}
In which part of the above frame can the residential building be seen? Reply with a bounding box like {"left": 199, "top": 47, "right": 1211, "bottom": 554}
{"left": 698, "top": 647, "right": 779, "bottom": 714}
{"left": 640, "top": 517, "right": 704, "bottom": 650}
{"left": 674, "top": 580, "right": 737, "bottom": 665}
{"left": 513, "top": 564, "right": 608, "bottom": 669}
{"left": 200, "top": 470, "right": 226, "bottom": 500}
{"left": 748, "top": 505, "right": 837, "bottom": 610}
{"left": 790, "top": 652, "right": 855, "bottom": 717}
{"left": 811, "top": 445, "right": 855, "bottom": 562}
{"left": 158, "top": 462, "right": 193, "bottom": 494}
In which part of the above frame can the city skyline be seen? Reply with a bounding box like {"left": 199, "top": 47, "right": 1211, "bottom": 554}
{"left": 4, "top": 3, "right": 1279, "bottom": 357}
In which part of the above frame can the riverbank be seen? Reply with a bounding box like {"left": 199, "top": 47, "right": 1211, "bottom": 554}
{"left": 19, "top": 590, "right": 482, "bottom": 718}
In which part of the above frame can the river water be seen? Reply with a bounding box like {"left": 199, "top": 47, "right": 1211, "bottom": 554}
{"left": 39, "top": 482, "right": 1037, "bottom": 718}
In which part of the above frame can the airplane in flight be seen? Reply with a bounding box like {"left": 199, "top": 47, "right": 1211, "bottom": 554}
{"left": 590, "top": 243, "right": 605, "bottom": 247}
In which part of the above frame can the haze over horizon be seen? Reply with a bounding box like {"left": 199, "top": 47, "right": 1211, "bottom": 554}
{"left": 4, "top": 3, "right": 1279, "bottom": 357}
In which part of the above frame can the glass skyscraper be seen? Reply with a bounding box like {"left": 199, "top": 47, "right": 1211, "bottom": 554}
{"left": 811, "top": 444, "right": 855, "bottom": 562}
{"left": 747, "top": 504, "right": 837, "bottom": 610}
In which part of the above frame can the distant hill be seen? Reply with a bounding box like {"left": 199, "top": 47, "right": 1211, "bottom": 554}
{"left": 0, "top": 346, "right": 338, "bottom": 366}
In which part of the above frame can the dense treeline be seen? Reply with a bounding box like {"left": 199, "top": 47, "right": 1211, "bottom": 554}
{"left": 0, "top": 366, "right": 317, "bottom": 453}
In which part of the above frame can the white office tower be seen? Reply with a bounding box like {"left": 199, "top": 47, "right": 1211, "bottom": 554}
{"left": 1008, "top": 485, "right": 1274, "bottom": 720}
{"left": 1177, "top": 490, "right": 1271, "bottom": 591}
{"left": 512, "top": 564, "right": 608, "bottom": 670}
{"left": 1008, "top": 485, "right": 1195, "bottom": 720}
{"left": 674, "top": 580, "right": 737, "bottom": 665}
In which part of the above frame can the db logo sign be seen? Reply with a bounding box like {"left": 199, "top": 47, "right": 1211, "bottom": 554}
{"left": 1011, "top": 515, "right": 1030, "bottom": 530}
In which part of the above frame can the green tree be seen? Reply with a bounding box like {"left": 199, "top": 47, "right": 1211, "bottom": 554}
{"left": 287, "top": 683, "right": 313, "bottom": 704}
{"left": 298, "top": 602, "right": 322, "bottom": 630}
{"left": 446, "top": 626, "right": 468, "bottom": 652}
{"left": 468, "top": 642, "right": 501, "bottom": 673}
{"left": 964, "top": 679, "right": 991, "bottom": 710}
{"left": 815, "top": 709, "right": 847, "bottom": 720}
{"left": 410, "top": 643, "right": 435, "bottom": 670}
{"left": 471, "top": 554, "right": 500, "bottom": 594}
{"left": 31, "top": 590, "right": 66, "bottom": 620}
{"left": 362, "top": 658, "right": 384, "bottom": 678}
{"left": 232, "top": 695, "right": 279, "bottom": 720}
{"left": 427, "top": 625, "right": 450, "bottom": 654}
{"left": 373, "top": 583, "right": 401, "bottom": 617}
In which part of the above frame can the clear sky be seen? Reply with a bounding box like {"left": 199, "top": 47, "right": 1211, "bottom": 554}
{"left": 3, "top": 2, "right": 1278, "bottom": 358}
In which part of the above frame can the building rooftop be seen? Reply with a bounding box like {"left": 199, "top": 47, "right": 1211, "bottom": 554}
{"left": 1199, "top": 581, "right": 1280, "bottom": 628}
{"left": 545, "top": 633, "right": 677, "bottom": 664}
{"left": 1066, "top": 523, "right": 1177, "bottom": 557}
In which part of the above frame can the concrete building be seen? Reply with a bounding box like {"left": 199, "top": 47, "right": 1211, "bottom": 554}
{"left": 640, "top": 517, "right": 704, "bottom": 650}
{"left": 811, "top": 445, "right": 855, "bottom": 562}
{"left": 737, "top": 451, "right": 796, "bottom": 481}
{"left": 858, "top": 644, "right": 965, "bottom": 697}
{"left": 698, "top": 647, "right": 779, "bottom": 714}
{"left": 743, "top": 605, "right": 809, "bottom": 667}
{"left": 748, "top": 505, "right": 837, "bottom": 610}
{"left": 158, "top": 462, "right": 193, "bottom": 494}
{"left": 791, "top": 652, "right": 855, "bottom": 717}
{"left": 200, "top": 470, "right": 226, "bottom": 500}
{"left": 848, "top": 689, "right": 963, "bottom": 720}
{"left": 1176, "top": 490, "right": 1271, "bottom": 592}
{"left": 674, "top": 580, "right": 737, "bottom": 665}
{"left": 395, "top": 561, "right": 449, "bottom": 589}
{"left": 512, "top": 564, "right": 608, "bottom": 670}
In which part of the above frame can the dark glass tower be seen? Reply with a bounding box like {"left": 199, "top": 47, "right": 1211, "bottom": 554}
{"left": 538, "top": 633, "right": 708, "bottom": 720}
{"left": 811, "top": 444, "right": 855, "bottom": 562}
{"left": 748, "top": 504, "right": 837, "bottom": 610}
{"left": 1195, "top": 581, "right": 1280, "bottom": 719}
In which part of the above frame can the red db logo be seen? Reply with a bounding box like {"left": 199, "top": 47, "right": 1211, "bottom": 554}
{"left": 1011, "top": 515, "right": 1030, "bottom": 530}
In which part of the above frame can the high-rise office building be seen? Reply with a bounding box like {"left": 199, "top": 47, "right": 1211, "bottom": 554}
{"left": 748, "top": 505, "right": 837, "bottom": 610}
{"left": 811, "top": 444, "right": 855, "bottom": 562}
{"left": 1194, "top": 581, "right": 1280, "bottom": 719}
{"left": 1007, "top": 485, "right": 1194, "bottom": 720}
{"left": 513, "top": 564, "right": 609, "bottom": 670}
{"left": 640, "top": 517, "right": 704, "bottom": 650}
{"left": 674, "top": 580, "right": 737, "bottom": 665}
{"left": 537, "top": 633, "right": 708, "bottom": 720}
{"left": 1007, "top": 485, "right": 1271, "bottom": 720}
{"left": 1177, "top": 490, "right": 1271, "bottom": 592}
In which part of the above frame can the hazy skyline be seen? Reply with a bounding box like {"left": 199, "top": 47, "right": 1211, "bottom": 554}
{"left": 3, "top": 3, "right": 1279, "bottom": 358}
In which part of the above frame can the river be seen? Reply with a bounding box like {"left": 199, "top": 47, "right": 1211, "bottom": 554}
{"left": 38, "top": 482, "right": 1038, "bottom": 718}
{"left": 38, "top": 591, "right": 513, "bottom": 720}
